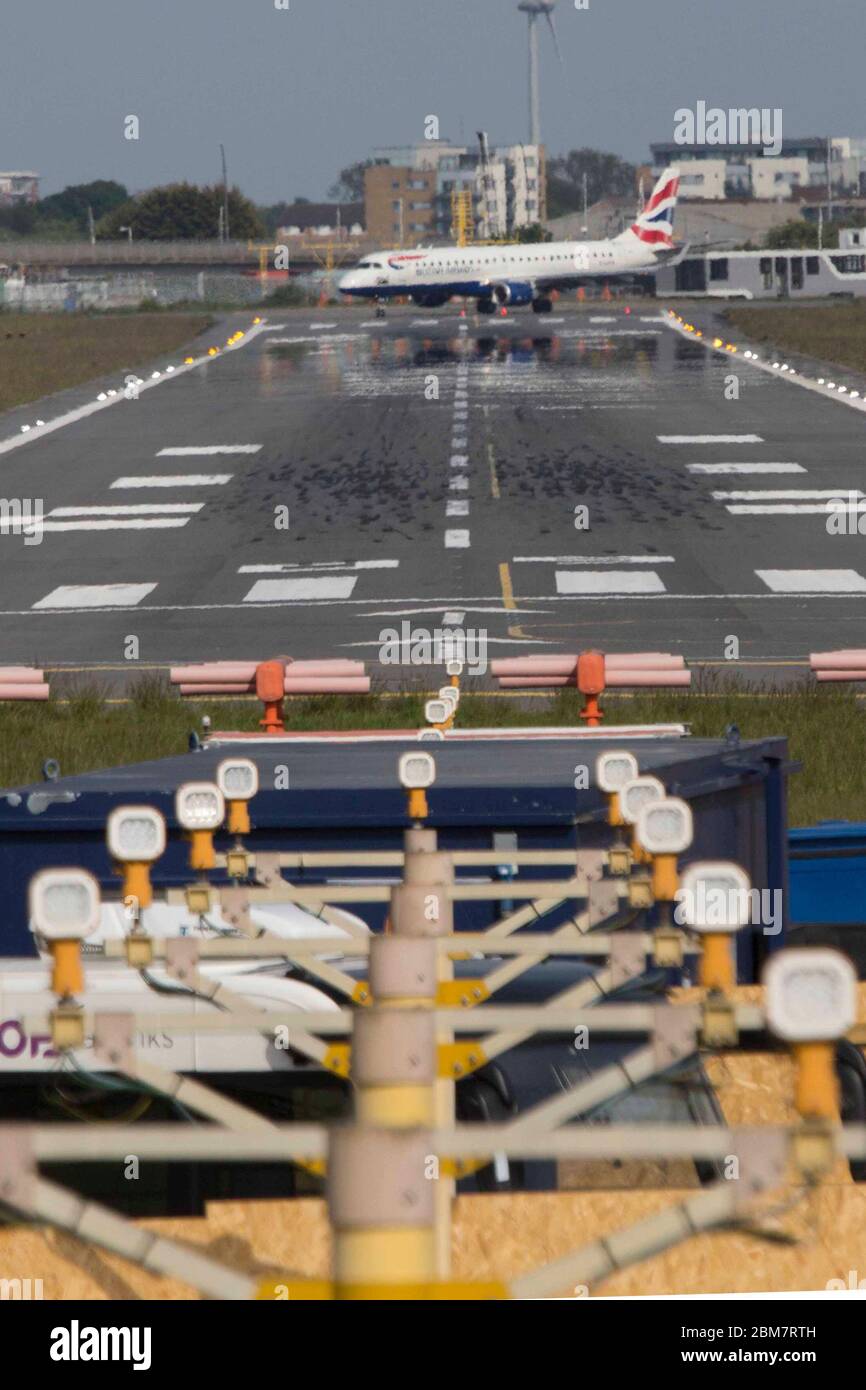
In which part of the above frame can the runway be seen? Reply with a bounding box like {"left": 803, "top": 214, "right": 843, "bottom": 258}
{"left": 1, "top": 301, "right": 865, "bottom": 680}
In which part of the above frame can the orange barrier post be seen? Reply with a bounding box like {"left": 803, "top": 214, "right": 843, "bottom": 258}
{"left": 255, "top": 660, "right": 287, "bottom": 733}
{"left": 576, "top": 651, "right": 606, "bottom": 726}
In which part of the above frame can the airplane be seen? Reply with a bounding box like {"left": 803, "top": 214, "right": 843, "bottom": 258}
{"left": 339, "top": 166, "right": 681, "bottom": 316}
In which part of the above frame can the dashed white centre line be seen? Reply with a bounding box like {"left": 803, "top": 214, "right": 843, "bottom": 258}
{"left": 446, "top": 499, "right": 469, "bottom": 516}
{"left": 445, "top": 529, "right": 470, "bottom": 548}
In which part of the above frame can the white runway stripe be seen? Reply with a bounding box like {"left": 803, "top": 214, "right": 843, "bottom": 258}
{"left": 445, "top": 529, "right": 470, "bottom": 548}
{"left": 515, "top": 555, "right": 675, "bottom": 565}
{"left": 687, "top": 463, "right": 805, "bottom": 475}
{"left": 727, "top": 504, "right": 861, "bottom": 514}
{"left": 34, "top": 583, "right": 157, "bottom": 609}
{"left": 243, "top": 577, "right": 358, "bottom": 602}
{"left": 450, "top": 455, "right": 468, "bottom": 467}
{"left": 446, "top": 499, "right": 469, "bottom": 516}
{"left": 238, "top": 560, "right": 398, "bottom": 573}
{"left": 756, "top": 569, "right": 866, "bottom": 593}
{"left": 39, "top": 517, "right": 191, "bottom": 531}
{"left": 658, "top": 434, "right": 763, "bottom": 443}
{"left": 450, "top": 475, "right": 468, "bottom": 490}
{"left": 48, "top": 504, "right": 203, "bottom": 517}
{"left": 712, "top": 489, "right": 863, "bottom": 500}
{"left": 555, "top": 570, "right": 667, "bottom": 594}
{"left": 157, "top": 446, "right": 260, "bottom": 456}
{"left": 111, "top": 475, "right": 232, "bottom": 488}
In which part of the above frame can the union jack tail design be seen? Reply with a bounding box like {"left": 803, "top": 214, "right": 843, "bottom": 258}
{"left": 629, "top": 166, "right": 680, "bottom": 248}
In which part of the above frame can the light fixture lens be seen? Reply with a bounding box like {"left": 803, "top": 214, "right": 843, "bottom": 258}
{"left": 398, "top": 751, "right": 436, "bottom": 789}
{"left": 107, "top": 806, "right": 166, "bottom": 861}
{"left": 424, "top": 699, "right": 450, "bottom": 725}
{"left": 175, "top": 783, "right": 225, "bottom": 831}
{"left": 636, "top": 797, "right": 694, "bottom": 854}
{"left": 764, "top": 949, "right": 856, "bottom": 1041}
{"left": 30, "top": 869, "right": 100, "bottom": 940}
{"left": 677, "top": 861, "right": 751, "bottom": 930}
{"left": 217, "top": 759, "right": 259, "bottom": 800}
{"left": 596, "top": 751, "right": 639, "bottom": 793}
{"left": 619, "top": 775, "right": 665, "bottom": 824}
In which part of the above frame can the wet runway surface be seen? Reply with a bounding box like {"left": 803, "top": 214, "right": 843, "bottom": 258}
{"left": 1, "top": 302, "right": 865, "bottom": 681}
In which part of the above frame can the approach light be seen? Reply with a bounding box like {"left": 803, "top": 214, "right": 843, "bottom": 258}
{"left": 30, "top": 869, "right": 100, "bottom": 1004}
{"left": 106, "top": 805, "right": 166, "bottom": 910}
{"left": 217, "top": 758, "right": 259, "bottom": 836}
{"left": 764, "top": 947, "right": 857, "bottom": 1123}
{"left": 399, "top": 750, "right": 436, "bottom": 820}
{"left": 678, "top": 860, "right": 751, "bottom": 993}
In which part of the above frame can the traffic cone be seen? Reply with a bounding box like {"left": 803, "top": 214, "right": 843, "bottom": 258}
{"left": 577, "top": 287, "right": 585, "bottom": 303}
{"left": 602, "top": 283, "right": 611, "bottom": 302}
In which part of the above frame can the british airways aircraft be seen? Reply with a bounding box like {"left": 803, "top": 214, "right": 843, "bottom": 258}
{"left": 339, "top": 166, "right": 680, "bottom": 315}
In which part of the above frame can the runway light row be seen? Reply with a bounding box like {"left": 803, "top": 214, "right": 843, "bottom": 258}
{"left": 16, "top": 319, "right": 261, "bottom": 435}
{"left": 668, "top": 309, "right": 866, "bottom": 401}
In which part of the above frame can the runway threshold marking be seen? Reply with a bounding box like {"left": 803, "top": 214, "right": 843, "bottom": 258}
{"left": 658, "top": 434, "right": 764, "bottom": 444}
{"left": 242, "top": 576, "right": 359, "bottom": 602}
{"left": 756, "top": 569, "right": 866, "bottom": 593}
{"left": 33, "top": 583, "right": 157, "bottom": 609}
{"left": 157, "top": 446, "right": 261, "bottom": 456}
{"left": 555, "top": 570, "right": 667, "bottom": 595}
{"left": 48, "top": 504, "right": 203, "bottom": 516}
{"left": 687, "top": 463, "right": 805, "bottom": 475}
{"left": 111, "top": 475, "right": 233, "bottom": 488}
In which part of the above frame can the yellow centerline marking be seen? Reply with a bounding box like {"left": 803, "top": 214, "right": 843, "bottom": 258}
{"left": 499, "top": 560, "right": 531, "bottom": 639}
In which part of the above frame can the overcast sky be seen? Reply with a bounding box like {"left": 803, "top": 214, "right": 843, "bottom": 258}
{"left": 5, "top": 0, "right": 864, "bottom": 203}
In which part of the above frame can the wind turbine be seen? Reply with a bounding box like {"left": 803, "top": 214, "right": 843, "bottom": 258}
{"left": 517, "top": 0, "right": 563, "bottom": 148}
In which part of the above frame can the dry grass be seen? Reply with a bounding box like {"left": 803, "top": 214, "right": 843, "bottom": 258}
{"left": 725, "top": 300, "right": 866, "bottom": 376}
{"left": 0, "top": 312, "right": 213, "bottom": 412}
{"left": 0, "top": 672, "right": 861, "bottom": 827}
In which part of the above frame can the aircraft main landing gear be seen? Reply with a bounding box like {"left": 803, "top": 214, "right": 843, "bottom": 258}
{"left": 532, "top": 297, "right": 553, "bottom": 314}
{"left": 477, "top": 298, "right": 496, "bottom": 315}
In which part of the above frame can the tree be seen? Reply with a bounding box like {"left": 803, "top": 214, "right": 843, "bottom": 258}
{"left": 96, "top": 183, "right": 265, "bottom": 240}
{"left": 764, "top": 219, "right": 839, "bottom": 250}
{"left": 327, "top": 160, "right": 374, "bottom": 202}
{"left": 38, "top": 180, "right": 128, "bottom": 230}
{"left": 546, "top": 149, "right": 638, "bottom": 219}
{"left": 516, "top": 222, "right": 553, "bottom": 243}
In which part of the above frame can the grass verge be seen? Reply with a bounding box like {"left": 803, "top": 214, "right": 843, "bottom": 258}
{"left": 724, "top": 301, "right": 866, "bottom": 376}
{"left": 0, "top": 674, "right": 861, "bottom": 828}
{"left": 0, "top": 312, "right": 213, "bottom": 412}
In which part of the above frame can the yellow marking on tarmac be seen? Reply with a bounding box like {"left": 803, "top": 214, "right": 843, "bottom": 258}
{"left": 499, "top": 562, "right": 516, "bottom": 610}
{"left": 499, "top": 561, "right": 531, "bottom": 639}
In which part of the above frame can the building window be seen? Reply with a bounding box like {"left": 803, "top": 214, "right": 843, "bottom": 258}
{"left": 791, "top": 257, "right": 804, "bottom": 290}
{"left": 831, "top": 254, "right": 866, "bottom": 273}
{"left": 759, "top": 256, "right": 773, "bottom": 290}
{"left": 709, "top": 258, "right": 729, "bottom": 281}
{"left": 391, "top": 180, "right": 400, "bottom": 190}
{"left": 806, "top": 256, "right": 820, "bottom": 275}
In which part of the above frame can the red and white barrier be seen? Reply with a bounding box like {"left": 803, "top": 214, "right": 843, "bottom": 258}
{"left": 491, "top": 651, "right": 690, "bottom": 725}
{"left": 170, "top": 657, "right": 371, "bottom": 733}
{"left": 0, "top": 668, "right": 49, "bottom": 700}
{"left": 810, "top": 649, "right": 866, "bottom": 682}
